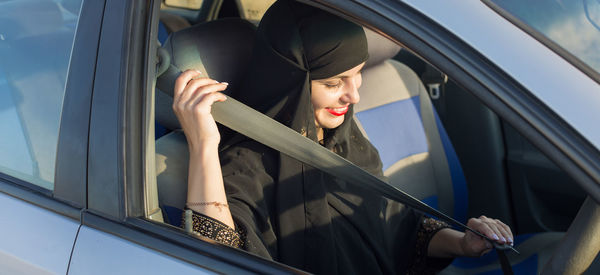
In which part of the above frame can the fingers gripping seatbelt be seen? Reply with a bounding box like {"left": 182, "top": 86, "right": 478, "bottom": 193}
{"left": 211, "top": 98, "right": 517, "bottom": 273}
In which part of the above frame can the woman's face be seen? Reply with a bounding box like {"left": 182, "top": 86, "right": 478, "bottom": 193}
{"left": 310, "top": 62, "right": 365, "bottom": 132}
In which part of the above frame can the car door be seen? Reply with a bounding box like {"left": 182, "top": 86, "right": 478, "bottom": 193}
{"left": 0, "top": 0, "right": 96, "bottom": 273}
{"left": 66, "top": 0, "right": 210, "bottom": 273}
{"left": 67, "top": 1, "right": 297, "bottom": 273}
{"left": 64, "top": 0, "right": 600, "bottom": 274}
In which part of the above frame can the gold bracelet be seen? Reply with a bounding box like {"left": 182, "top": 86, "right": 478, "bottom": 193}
{"left": 186, "top": 201, "right": 229, "bottom": 212}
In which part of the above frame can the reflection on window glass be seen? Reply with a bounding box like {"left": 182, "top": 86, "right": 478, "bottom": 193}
{"left": 0, "top": 0, "right": 84, "bottom": 190}
{"left": 489, "top": 0, "right": 600, "bottom": 74}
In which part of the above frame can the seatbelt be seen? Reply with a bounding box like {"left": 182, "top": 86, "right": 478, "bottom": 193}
{"left": 421, "top": 65, "right": 447, "bottom": 101}
{"left": 421, "top": 65, "right": 448, "bottom": 117}
{"left": 211, "top": 97, "right": 518, "bottom": 273}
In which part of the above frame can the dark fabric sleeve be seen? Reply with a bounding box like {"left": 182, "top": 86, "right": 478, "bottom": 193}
{"left": 407, "top": 217, "right": 454, "bottom": 274}
{"left": 181, "top": 208, "right": 245, "bottom": 248}
{"left": 219, "top": 142, "right": 280, "bottom": 260}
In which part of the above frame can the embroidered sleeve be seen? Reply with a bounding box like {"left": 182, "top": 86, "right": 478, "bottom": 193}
{"left": 181, "top": 209, "right": 245, "bottom": 248}
{"left": 408, "top": 218, "right": 454, "bottom": 274}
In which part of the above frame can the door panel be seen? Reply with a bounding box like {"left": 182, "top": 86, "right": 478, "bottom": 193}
{"left": 0, "top": 192, "right": 79, "bottom": 274}
{"left": 503, "top": 122, "right": 586, "bottom": 233}
{"left": 69, "top": 226, "right": 217, "bottom": 274}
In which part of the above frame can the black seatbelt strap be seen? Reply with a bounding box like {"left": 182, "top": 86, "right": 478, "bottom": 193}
{"left": 498, "top": 250, "right": 514, "bottom": 275}
{"left": 211, "top": 98, "right": 518, "bottom": 273}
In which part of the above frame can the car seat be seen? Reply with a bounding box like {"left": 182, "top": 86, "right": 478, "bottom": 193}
{"left": 356, "top": 29, "right": 564, "bottom": 274}
{"left": 154, "top": 18, "right": 256, "bottom": 226}
{"left": 356, "top": 29, "right": 467, "bottom": 225}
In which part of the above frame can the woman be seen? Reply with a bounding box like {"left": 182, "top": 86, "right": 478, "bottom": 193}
{"left": 172, "top": 0, "right": 513, "bottom": 273}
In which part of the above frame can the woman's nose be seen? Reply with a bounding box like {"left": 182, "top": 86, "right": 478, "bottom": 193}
{"left": 343, "top": 78, "right": 360, "bottom": 104}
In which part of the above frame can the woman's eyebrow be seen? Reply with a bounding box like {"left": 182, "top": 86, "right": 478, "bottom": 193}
{"left": 330, "top": 74, "right": 353, "bottom": 80}
{"left": 317, "top": 77, "right": 343, "bottom": 82}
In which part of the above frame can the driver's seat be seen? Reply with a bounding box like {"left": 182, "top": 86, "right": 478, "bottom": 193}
{"left": 154, "top": 18, "right": 257, "bottom": 226}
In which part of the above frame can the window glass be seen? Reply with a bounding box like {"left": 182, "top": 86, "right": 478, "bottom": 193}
{"left": 488, "top": 0, "right": 600, "bottom": 75}
{"left": 164, "top": 0, "right": 203, "bottom": 10}
{"left": 0, "top": 0, "right": 84, "bottom": 190}
{"left": 235, "top": 0, "right": 276, "bottom": 24}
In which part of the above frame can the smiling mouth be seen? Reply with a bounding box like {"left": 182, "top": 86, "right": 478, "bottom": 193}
{"left": 326, "top": 106, "right": 348, "bottom": 116}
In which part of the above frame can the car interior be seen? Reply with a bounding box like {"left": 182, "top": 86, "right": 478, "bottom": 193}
{"left": 147, "top": 0, "right": 592, "bottom": 273}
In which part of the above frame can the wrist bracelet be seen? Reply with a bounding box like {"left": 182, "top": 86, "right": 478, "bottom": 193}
{"left": 186, "top": 201, "right": 229, "bottom": 212}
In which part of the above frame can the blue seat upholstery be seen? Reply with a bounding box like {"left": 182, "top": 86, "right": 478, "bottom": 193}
{"left": 155, "top": 21, "right": 170, "bottom": 140}
{"left": 354, "top": 31, "right": 467, "bottom": 221}
{"left": 158, "top": 21, "right": 169, "bottom": 44}
{"left": 355, "top": 93, "right": 467, "bottom": 222}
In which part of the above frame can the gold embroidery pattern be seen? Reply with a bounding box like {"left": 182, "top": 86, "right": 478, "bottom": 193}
{"left": 182, "top": 210, "right": 244, "bottom": 248}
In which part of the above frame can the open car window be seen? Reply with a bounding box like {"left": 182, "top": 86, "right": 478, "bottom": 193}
{"left": 235, "top": 0, "right": 276, "bottom": 24}
{"left": 164, "top": 0, "right": 203, "bottom": 10}
{"left": 145, "top": 0, "right": 591, "bottom": 273}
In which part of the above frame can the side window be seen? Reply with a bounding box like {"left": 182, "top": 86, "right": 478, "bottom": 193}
{"left": 0, "top": 0, "right": 84, "bottom": 190}
{"left": 235, "top": 0, "right": 276, "bottom": 24}
{"left": 164, "top": 0, "right": 203, "bottom": 10}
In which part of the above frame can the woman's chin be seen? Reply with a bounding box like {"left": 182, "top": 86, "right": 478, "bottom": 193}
{"left": 319, "top": 119, "right": 345, "bottom": 130}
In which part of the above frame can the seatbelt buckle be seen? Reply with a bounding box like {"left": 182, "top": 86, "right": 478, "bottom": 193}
{"left": 494, "top": 242, "right": 520, "bottom": 254}
{"left": 422, "top": 66, "right": 447, "bottom": 100}
{"left": 428, "top": 83, "right": 441, "bottom": 100}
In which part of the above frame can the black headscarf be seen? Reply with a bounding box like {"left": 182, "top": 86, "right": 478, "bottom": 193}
{"left": 221, "top": 1, "right": 421, "bottom": 273}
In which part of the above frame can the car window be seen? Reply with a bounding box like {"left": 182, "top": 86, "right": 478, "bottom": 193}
{"left": 164, "top": 0, "right": 203, "bottom": 10}
{"left": 235, "top": 0, "right": 276, "bottom": 24}
{"left": 485, "top": 0, "right": 600, "bottom": 77}
{"left": 0, "top": 0, "right": 84, "bottom": 190}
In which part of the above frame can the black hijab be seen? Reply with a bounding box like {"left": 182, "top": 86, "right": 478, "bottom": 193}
{"left": 229, "top": 0, "right": 379, "bottom": 169}
{"left": 221, "top": 1, "right": 421, "bottom": 273}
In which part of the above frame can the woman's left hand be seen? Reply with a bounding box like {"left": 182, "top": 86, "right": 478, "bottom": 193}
{"left": 461, "top": 215, "right": 513, "bottom": 257}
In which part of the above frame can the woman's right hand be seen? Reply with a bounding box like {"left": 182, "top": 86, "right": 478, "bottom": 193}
{"left": 173, "top": 70, "right": 228, "bottom": 152}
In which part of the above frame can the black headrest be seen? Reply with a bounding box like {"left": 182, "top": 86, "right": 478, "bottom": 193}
{"left": 156, "top": 18, "right": 257, "bottom": 96}
{"left": 155, "top": 18, "right": 256, "bottom": 130}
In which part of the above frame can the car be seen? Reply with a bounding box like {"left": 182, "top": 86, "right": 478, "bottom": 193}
{"left": 1, "top": 0, "right": 599, "bottom": 274}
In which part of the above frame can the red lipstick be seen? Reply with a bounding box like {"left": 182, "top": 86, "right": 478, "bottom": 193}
{"left": 326, "top": 106, "right": 348, "bottom": 116}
